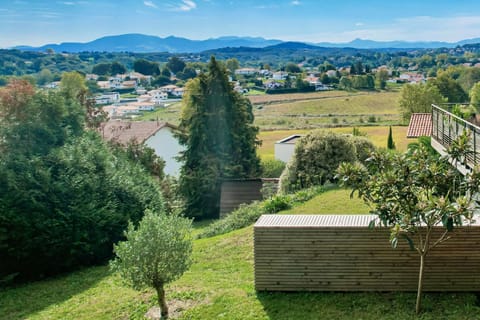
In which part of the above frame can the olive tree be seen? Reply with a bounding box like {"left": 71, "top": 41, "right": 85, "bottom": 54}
{"left": 110, "top": 210, "right": 193, "bottom": 319}
{"left": 337, "top": 132, "right": 480, "bottom": 314}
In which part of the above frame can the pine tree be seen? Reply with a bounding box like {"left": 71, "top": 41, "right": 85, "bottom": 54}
{"left": 177, "top": 57, "right": 261, "bottom": 219}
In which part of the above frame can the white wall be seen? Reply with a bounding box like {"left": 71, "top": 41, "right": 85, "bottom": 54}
{"left": 145, "top": 127, "right": 184, "bottom": 176}
{"left": 274, "top": 143, "right": 296, "bottom": 163}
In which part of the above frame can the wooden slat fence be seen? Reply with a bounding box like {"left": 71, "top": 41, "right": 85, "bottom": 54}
{"left": 254, "top": 215, "right": 480, "bottom": 291}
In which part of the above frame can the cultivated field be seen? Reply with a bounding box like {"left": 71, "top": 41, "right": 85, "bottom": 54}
{"left": 254, "top": 91, "right": 401, "bottom": 130}
{"left": 134, "top": 90, "right": 402, "bottom": 131}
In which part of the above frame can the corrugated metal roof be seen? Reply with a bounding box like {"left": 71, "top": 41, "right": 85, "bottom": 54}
{"left": 255, "top": 214, "right": 480, "bottom": 227}
{"left": 276, "top": 134, "right": 303, "bottom": 144}
{"left": 407, "top": 113, "right": 432, "bottom": 138}
{"left": 255, "top": 215, "right": 376, "bottom": 227}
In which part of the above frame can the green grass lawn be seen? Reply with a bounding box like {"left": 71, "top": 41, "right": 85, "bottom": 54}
{"left": 2, "top": 188, "right": 480, "bottom": 319}
{"left": 281, "top": 186, "right": 371, "bottom": 215}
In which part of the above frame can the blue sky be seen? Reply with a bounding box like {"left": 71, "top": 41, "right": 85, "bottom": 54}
{"left": 1, "top": 0, "right": 480, "bottom": 47}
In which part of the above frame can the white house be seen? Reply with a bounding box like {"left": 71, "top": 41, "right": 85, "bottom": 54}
{"left": 274, "top": 135, "right": 303, "bottom": 163}
{"left": 272, "top": 71, "right": 288, "bottom": 80}
{"left": 108, "top": 76, "right": 123, "bottom": 89}
{"left": 95, "top": 92, "right": 120, "bottom": 105}
{"left": 101, "top": 121, "right": 184, "bottom": 176}
{"left": 235, "top": 68, "right": 258, "bottom": 76}
{"left": 172, "top": 87, "right": 185, "bottom": 97}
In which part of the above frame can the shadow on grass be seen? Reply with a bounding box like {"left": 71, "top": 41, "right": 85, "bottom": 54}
{"left": 257, "top": 291, "right": 480, "bottom": 320}
{"left": 0, "top": 265, "right": 109, "bottom": 319}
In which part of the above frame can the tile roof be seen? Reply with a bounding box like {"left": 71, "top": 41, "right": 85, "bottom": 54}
{"left": 100, "top": 121, "right": 177, "bottom": 145}
{"left": 407, "top": 113, "right": 432, "bottom": 138}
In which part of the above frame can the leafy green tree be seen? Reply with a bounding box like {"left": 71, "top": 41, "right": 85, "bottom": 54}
{"left": 134, "top": 59, "right": 160, "bottom": 76}
{"left": 339, "top": 76, "right": 353, "bottom": 90}
{"left": 60, "top": 71, "right": 87, "bottom": 100}
{"left": 398, "top": 83, "right": 446, "bottom": 122}
{"left": 470, "top": 82, "right": 480, "bottom": 109}
{"left": 177, "top": 66, "right": 197, "bottom": 81}
{"left": 387, "top": 126, "right": 396, "bottom": 150}
{"left": 92, "top": 63, "right": 112, "bottom": 75}
{"left": 36, "top": 68, "right": 53, "bottom": 86}
{"left": 177, "top": 56, "right": 261, "bottom": 219}
{"left": 337, "top": 133, "right": 479, "bottom": 314}
{"left": 225, "top": 58, "right": 240, "bottom": 73}
{"left": 111, "top": 210, "right": 192, "bottom": 319}
{"left": 285, "top": 63, "right": 301, "bottom": 73}
{"left": 430, "top": 73, "right": 468, "bottom": 103}
{"left": 160, "top": 67, "right": 171, "bottom": 78}
{"left": 110, "top": 61, "right": 127, "bottom": 75}
{"left": 166, "top": 56, "right": 186, "bottom": 74}
{"left": 375, "top": 69, "right": 389, "bottom": 89}
{"left": 458, "top": 67, "right": 480, "bottom": 92}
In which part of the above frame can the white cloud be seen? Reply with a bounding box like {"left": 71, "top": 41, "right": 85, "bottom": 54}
{"left": 178, "top": 0, "right": 197, "bottom": 11}
{"left": 355, "top": 22, "right": 364, "bottom": 27}
{"left": 291, "top": 0, "right": 300, "bottom": 5}
{"left": 143, "top": 1, "right": 158, "bottom": 9}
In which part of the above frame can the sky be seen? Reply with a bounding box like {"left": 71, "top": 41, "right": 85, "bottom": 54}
{"left": 1, "top": 0, "right": 480, "bottom": 48}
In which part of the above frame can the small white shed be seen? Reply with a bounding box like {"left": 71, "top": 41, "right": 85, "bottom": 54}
{"left": 274, "top": 134, "right": 302, "bottom": 163}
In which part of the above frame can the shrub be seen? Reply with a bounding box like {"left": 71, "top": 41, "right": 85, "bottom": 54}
{"left": 279, "top": 130, "right": 357, "bottom": 194}
{"left": 0, "top": 133, "right": 164, "bottom": 282}
{"left": 197, "top": 186, "right": 324, "bottom": 239}
{"left": 263, "top": 194, "right": 292, "bottom": 213}
{"left": 351, "top": 136, "right": 376, "bottom": 162}
{"left": 261, "top": 158, "right": 286, "bottom": 178}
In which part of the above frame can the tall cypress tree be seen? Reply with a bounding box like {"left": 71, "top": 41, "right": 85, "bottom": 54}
{"left": 387, "top": 126, "right": 396, "bottom": 150}
{"left": 177, "top": 57, "right": 261, "bottom": 219}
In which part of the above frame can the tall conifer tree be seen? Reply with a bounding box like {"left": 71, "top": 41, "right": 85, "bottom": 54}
{"left": 177, "top": 57, "right": 261, "bottom": 219}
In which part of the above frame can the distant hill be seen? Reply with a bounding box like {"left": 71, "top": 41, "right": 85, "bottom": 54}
{"left": 11, "top": 33, "right": 480, "bottom": 53}
{"left": 315, "top": 37, "right": 480, "bottom": 49}
{"left": 13, "top": 34, "right": 283, "bottom": 53}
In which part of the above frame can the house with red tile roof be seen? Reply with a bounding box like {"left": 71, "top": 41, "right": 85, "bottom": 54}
{"left": 101, "top": 121, "right": 183, "bottom": 176}
{"left": 407, "top": 113, "right": 432, "bottom": 138}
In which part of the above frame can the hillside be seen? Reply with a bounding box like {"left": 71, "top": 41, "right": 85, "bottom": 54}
{"left": 11, "top": 33, "right": 480, "bottom": 53}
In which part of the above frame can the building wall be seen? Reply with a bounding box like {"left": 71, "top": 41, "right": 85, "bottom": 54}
{"left": 145, "top": 127, "right": 184, "bottom": 176}
{"left": 274, "top": 143, "right": 295, "bottom": 163}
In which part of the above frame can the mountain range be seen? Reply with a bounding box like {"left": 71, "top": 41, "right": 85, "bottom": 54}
{"left": 12, "top": 33, "right": 480, "bottom": 53}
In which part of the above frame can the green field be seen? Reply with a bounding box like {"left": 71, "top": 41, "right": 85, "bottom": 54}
{"left": 258, "top": 126, "right": 411, "bottom": 159}
{"left": 2, "top": 188, "right": 479, "bottom": 320}
{"left": 136, "top": 102, "right": 182, "bottom": 123}
{"left": 254, "top": 91, "right": 401, "bottom": 130}
{"left": 133, "top": 90, "right": 402, "bottom": 131}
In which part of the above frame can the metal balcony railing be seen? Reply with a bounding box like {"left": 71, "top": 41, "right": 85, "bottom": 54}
{"left": 431, "top": 104, "right": 480, "bottom": 171}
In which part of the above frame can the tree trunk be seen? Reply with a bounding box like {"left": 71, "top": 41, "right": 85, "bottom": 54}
{"left": 155, "top": 284, "right": 169, "bottom": 319}
{"left": 416, "top": 253, "right": 426, "bottom": 315}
